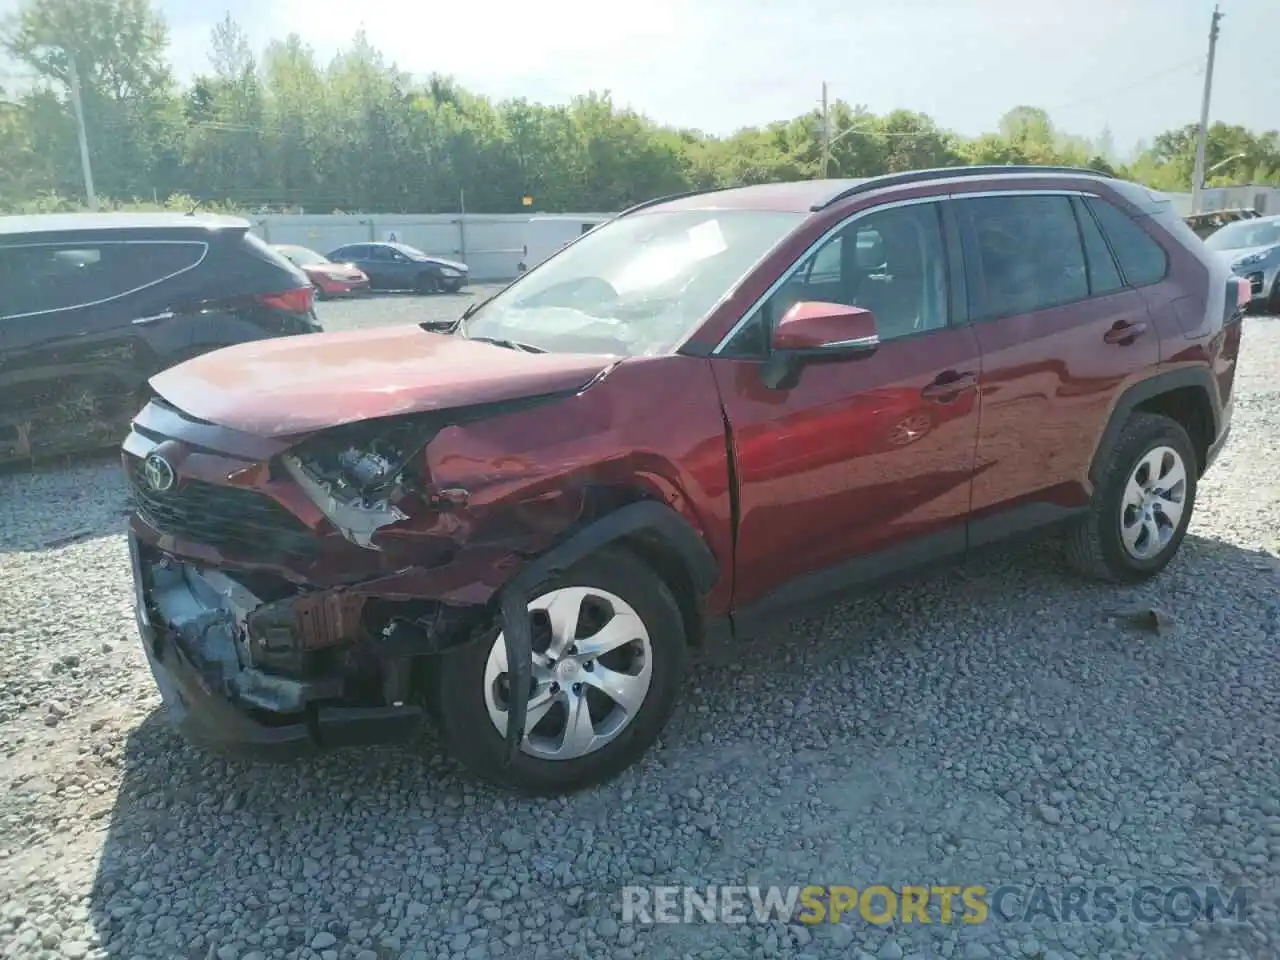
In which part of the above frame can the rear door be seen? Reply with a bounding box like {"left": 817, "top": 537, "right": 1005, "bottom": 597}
{"left": 952, "top": 189, "right": 1161, "bottom": 543}
{"left": 0, "top": 237, "right": 206, "bottom": 460}
{"left": 333, "top": 244, "right": 376, "bottom": 284}
{"left": 711, "top": 198, "right": 983, "bottom": 615}
{"left": 363, "top": 244, "right": 402, "bottom": 287}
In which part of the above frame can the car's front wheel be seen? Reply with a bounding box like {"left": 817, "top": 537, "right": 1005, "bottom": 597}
{"left": 1064, "top": 412, "right": 1198, "bottom": 583}
{"left": 434, "top": 548, "right": 687, "bottom": 794}
{"left": 415, "top": 272, "right": 440, "bottom": 294}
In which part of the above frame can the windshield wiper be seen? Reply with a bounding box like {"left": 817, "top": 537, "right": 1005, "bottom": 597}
{"left": 466, "top": 335, "right": 545, "bottom": 353}
{"left": 459, "top": 286, "right": 506, "bottom": 324}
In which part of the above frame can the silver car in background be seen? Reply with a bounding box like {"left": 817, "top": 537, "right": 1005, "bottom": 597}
{"left": 1203, "top": 214, "right": 1280, "bottom": 313}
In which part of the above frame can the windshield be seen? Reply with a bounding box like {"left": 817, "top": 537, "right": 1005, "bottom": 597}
{"left": 389, "top": 242, "right": 429, "bottom": 259}
{"left": 1204, "top": 219, "right": 1280, "bottom": 251}
{"left": 279, "top": 246, "right": 329, "bottom": 266}
{"left": 460, "top": 209, "right": 804, "bottom": 356}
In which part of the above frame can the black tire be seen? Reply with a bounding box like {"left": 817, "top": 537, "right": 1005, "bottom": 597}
{"left": 1064, "top": 412, "right": 1198, "bottom": 583}
{"left": 1268, "top": 276, "right": 1280, "bottom": 316}
{"left": 434, "top": 547, "right": 687, "bottom": 795}
{"left": 312, "top": 281, "right": 329, "bottom": 301}
{"left": 415, "top": 272, "right": 440, "bottom": 295}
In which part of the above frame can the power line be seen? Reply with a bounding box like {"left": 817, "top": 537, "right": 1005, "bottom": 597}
{"left": 1039, "top": 56, "right": 1203, "bottom": 115}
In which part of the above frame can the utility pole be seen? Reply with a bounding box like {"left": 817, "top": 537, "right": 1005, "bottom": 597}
{"left": 1190, "top": 4, "right": 1223, "bottom": 215}
{"left": 820, "top": 81, "right": 830, "bottom": 179}
{"left": 66, "top": 52, "right": 97, "bottom": 211}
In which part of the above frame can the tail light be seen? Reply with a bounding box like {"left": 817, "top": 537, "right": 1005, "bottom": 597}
{"left": 1224, "top": 276, "right": 1250, "bottom": 325}
{"left": 1233, "top": 276, "right": 1251, "bottom": 309}
{"left": 258, "top": 287, "right": 314, "bottom": 315}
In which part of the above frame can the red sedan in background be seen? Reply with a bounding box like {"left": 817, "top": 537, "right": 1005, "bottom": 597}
{"left": 273, "top": 245, "right": 370, "bottom": 299}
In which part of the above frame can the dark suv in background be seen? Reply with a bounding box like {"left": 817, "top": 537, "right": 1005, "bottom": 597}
{"left": 0, "top": 213, "right": 320, "bottom": 464}
{"left": 122, "top": 167, "right": 1246, "bottom": 795}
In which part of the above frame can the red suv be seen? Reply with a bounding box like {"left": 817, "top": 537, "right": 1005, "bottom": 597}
{"left": 123, "top": 166, "right": 1247, "bottom": 794}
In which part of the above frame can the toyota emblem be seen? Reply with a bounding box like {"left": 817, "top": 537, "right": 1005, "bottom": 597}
{"left": 142, "top": 452, "right": 176, "bottom": 493}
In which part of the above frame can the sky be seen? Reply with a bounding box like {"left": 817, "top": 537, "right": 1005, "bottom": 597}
{"left": 11, "top": 0, "right": 1280, "bottom": 156}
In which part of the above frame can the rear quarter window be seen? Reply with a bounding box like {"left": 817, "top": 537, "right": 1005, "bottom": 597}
{"left": 0, "top": 240, "right": 206, "bottom": 319}
{"left": 242, "top": 232, "right": 298, "bottom": 269}
{"left": 1071, "top": 196, "right": 1124, "bottom": 296}
{"left": 1085, "top": 197, "right": 1169, "bottom": 287}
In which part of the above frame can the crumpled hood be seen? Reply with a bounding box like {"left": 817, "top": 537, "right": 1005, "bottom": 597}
{"left": 149, "top": 326, "right": 616, "bottom": 438}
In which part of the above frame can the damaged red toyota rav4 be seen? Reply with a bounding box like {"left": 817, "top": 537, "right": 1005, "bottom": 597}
{"left": 125, "top": 166, "right": 1246, "bottom": 794}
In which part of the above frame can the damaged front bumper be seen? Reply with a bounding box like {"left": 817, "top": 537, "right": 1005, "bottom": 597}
{"left": 128, "top": 529, "right": 428, "bottom": 759}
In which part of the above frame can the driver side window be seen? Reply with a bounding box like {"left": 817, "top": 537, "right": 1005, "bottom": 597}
{"left": 721, "top": 202, "right": 950, "bottom": 358}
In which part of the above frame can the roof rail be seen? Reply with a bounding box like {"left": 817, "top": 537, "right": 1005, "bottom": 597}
{"left": 811, "top": 164, "right": 1114, "bottom": 211}
{"left": 615, "top": 182, "right": 749, "bottom": 218}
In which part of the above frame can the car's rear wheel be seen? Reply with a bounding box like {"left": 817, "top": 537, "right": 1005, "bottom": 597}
{"left": 311, "top": 281, "right": 329, "bottom": 301}
{"left": 1064, "top": 412, "right": 1198, "bottom": 583}
{"left": 434, "top": 547, "right": 686, "bottom": 794}
{"left": 1268, "top": 275, "right": 1280, "bottom": 315}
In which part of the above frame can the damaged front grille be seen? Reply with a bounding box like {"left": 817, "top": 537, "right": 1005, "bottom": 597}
{"left": 130, "top": 462, "right": 319, "bottom": 558}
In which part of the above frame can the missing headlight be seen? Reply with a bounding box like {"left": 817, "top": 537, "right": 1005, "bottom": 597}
{"left": 278, "top": 393, "right": 576, "bottom": 550}
{"left": 281, "top": 415, "right": 443, "bottom": 550}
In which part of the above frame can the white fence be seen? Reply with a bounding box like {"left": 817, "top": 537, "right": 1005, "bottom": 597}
{"left": 248, "top": 212, "right": 614, "bottom": 282}
{"left": 1166, "top": 187, "right": 1280, "bottom": 217}
{"left": 1195, "top": 186, "right": 1279, "bottom": 215}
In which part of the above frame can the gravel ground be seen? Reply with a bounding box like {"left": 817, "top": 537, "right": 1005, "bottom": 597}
{"left": 314, "top": 287, "right": 508, "bottom": 333}
{"left": 0, "top": 305, "right": 1277, "bottom": 960}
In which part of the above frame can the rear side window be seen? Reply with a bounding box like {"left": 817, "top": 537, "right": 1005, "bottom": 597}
{"left": 1085, "top": 197, "right": 1169, "bottom": 287}
{"left": 960, "top": 194, "right": 1088, "bottom": 319}
{"left": 0, "top": 241, "right": 205, "bottom": 319}
{"left": 241, "top": 232, "right": 301, "bottom": 272}
{"left": 1071, "top": 197, "right": 1125, "bottom": 296}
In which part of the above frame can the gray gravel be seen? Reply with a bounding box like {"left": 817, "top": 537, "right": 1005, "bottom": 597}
{"left": 314, "top": 286, "right": 507, "bottom": 334}
{"left": 1, "top": 306, "right": 1278, "bottom": 960}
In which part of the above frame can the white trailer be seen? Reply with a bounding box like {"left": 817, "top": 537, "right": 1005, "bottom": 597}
{"left": 517, "top": 215, "right": 607, "bottom": 273}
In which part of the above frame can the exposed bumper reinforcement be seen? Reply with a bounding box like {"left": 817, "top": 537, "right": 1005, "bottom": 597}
{"left": 129, "top": 532, "right": 423, "bottom": 760}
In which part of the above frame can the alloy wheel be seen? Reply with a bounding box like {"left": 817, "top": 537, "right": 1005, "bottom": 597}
{"left": 1119, "top": 445, "right": 1188, "bottom": 561}
{"left": 483, "top": 586, "right": 653, "bottom": 761}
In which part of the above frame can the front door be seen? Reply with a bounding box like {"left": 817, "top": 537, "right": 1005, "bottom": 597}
{"left": 361, "top": 245, "right": 397, "bottom": 287}
{"left": 711, "top": 199, "right": 982, "bottom": 616}
{"left": 385, "top": 248, "right": 417, "bottom": 288}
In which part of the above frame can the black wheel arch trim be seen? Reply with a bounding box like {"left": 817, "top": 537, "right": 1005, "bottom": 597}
{"left": 1089, "top": 367, "right": 1221, "bottom": 484}
{"left": 492, "top": 499, "right": 719, "bottom": 767}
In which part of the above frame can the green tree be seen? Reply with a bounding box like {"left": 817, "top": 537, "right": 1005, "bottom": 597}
{"left": 1, "top": 0, "right": 182, "bottom": 202}
{"left": 182, "top": 15, "right": 267, "bottom": 201}
{"left": 2, "top": 13, "right": 1277, "bottom": 215}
